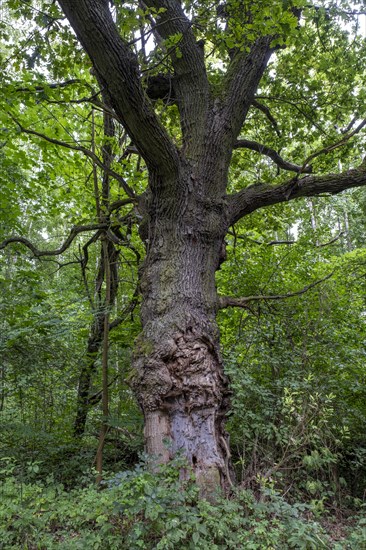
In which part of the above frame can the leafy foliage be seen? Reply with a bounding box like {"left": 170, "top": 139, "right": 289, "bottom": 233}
{"left": 1, "top": 0, "right": 366, "bottom": 545}
{"left": 2, "top": 457, "right": 364, "bottom": 549}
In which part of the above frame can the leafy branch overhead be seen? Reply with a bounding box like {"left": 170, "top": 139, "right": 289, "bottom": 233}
{"left": 1, "top": 0, "right": 366, "bottom": 309}
{"left": 218, "top": 272, "right": 334, "bottom": 311}
{"left": 1, "top": 0, "right": 366, "bottom": 285}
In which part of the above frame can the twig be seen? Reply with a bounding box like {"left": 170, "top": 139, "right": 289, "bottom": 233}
{"left": 300, "top": 118, "right": 366, "bottom": 174}
{"left": 252, "top": 99, "right": 281, "bottom": 137}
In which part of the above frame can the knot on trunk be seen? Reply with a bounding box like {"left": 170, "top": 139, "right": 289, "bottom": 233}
{"left": 132, "top": 329, "right": 229, "bottom": 413}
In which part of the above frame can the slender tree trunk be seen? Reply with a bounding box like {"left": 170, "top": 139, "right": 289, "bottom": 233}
{"left": 131, "top": 168, "right": 233, "bottom": 494}
{"left": 73, "top": 240, "right": 119, "bottom": 437}
{"left": 73, "top": 318, "right": 104, "bottom": 437}
{"left": 308, "top": 198, "right": 319, "bottom": 246}
{"left": 0, "top": 363, "right": 5, "bottom": 412}
{"left": 74, "top": 103, "right": 117, "bottom": 438}
{"left": 343, "top": 208, "right": 352, "bottom": 251}
{"left": 96, "top": 237, "right": 111, "bottom": 483}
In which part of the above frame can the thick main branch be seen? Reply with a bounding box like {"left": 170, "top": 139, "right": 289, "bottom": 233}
{"left": 221, "top": 37, "right": 273, "bottom": 144}
{"left": 144, "top": 0, "right": 210, "bottom": 153}
{"left": 228, "top": 161, "right": 366, "bottom": 225}
{"left": 57, "top": 0, "right": 178, "bottom": 175}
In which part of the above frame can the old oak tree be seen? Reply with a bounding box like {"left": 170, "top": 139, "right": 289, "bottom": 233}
{"left": 2, "top": 0, "right": 366, "bottom": 492}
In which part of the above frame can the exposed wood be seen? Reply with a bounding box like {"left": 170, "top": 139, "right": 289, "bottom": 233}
{"left": 37, "top": 1, "right": 366, "bottom": 494}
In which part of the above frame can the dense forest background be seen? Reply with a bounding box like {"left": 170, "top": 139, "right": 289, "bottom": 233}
{"left": 1, "top": 0, "right": 366, "bottom": 548}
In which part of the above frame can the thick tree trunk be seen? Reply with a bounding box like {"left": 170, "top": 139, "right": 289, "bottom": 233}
{"left": 55, "top": 0, "right": 273, "bottom": 492}
{"left": 131, "top": 167, "right": 233, "bottom": 494}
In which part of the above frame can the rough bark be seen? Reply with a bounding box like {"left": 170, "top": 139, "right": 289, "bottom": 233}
{"left": 53, "top": 0, "right": 366, "bottom": 495}
{"left": 228, "top": 162, "right": 366, "bottom": 225}
{"left": 143, "top": 0, "right": 210, "bottom": 158}
{"left": 55, "top": 0, "right": 272, "bottom": 492}
{"left": 2, "top": 0, "right": 365, "bottom": 496}
{"left": 130, "top": 164, "right": 234, "bottom": 493}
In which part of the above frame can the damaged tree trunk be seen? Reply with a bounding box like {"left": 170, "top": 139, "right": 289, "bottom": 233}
{"left": 131, "top": 166, "right": 234, "bottom": 492}
{"left": 56, "top": 0, "right": 272, "bottom": 493}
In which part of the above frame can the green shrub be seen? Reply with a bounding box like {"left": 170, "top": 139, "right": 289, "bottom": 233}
{"left": 2, "top": 456, "right": 356, "bottom": 549}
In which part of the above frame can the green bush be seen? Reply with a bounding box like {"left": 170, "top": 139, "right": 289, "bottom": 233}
{"left": 3, "top": 456, "right": 363, "bottom": 549}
